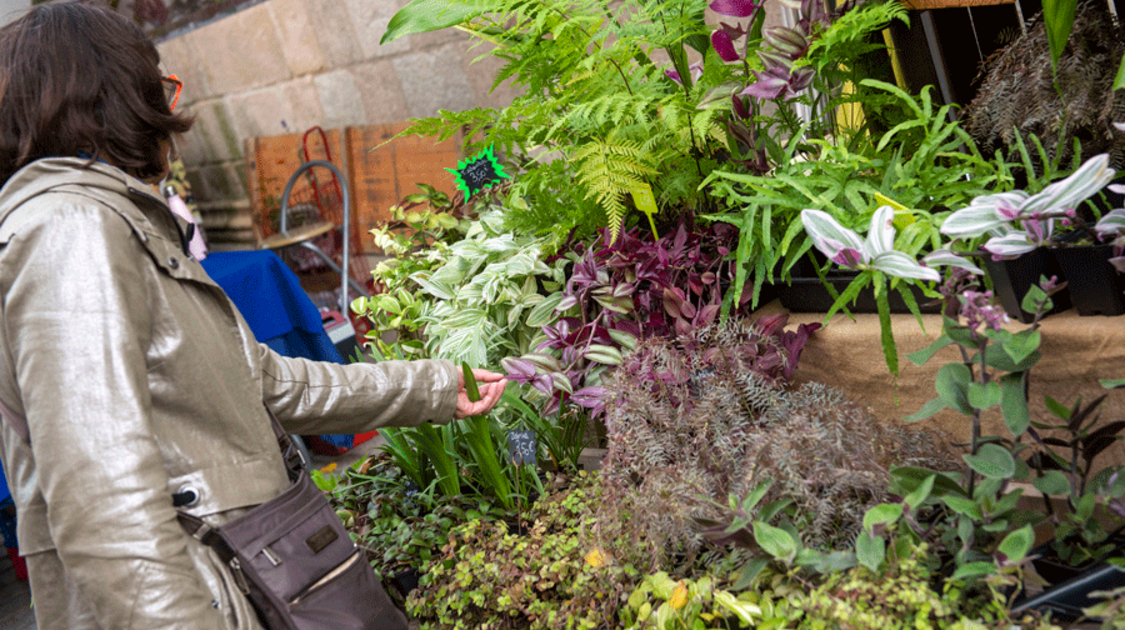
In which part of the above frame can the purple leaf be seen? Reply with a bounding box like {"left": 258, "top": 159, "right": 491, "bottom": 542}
{"left": 501, "top": 357, "right": 538, "bottom": 380}
{"left": 711, "top": 30, "right": 741, "bottom": 62}
{"left": 665, "top": 68, "right": 683, "bottom": 85}
{"left": 830, "top": 247, "right": 863, "bottom": 268}
{"left": 740, "top": 70, "right": 789, "bottom": 100}
{"left": 710, "top": 0, "right": 759, "bottom": 17}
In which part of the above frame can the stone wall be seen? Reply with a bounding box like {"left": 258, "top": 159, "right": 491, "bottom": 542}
{"left": 155, "top": 0, "right": 519, "bottom": 247}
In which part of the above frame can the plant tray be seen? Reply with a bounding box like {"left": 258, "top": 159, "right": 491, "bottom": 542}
{"left": 776, "top": 276, "right": 941, "bottom": 315}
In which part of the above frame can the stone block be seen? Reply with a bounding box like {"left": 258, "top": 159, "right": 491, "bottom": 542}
{"left": 266, "top": 0, "right": 326, "bottom": 77}
{"left": 228, "top": 81, "right": 324, "bottom": 143}
{"left": 186, "top": 100, "right": 243, "bottom": 164}
{"left": 393, "top": 41, "right": 476, "bottom": 118}
{"left": 314, "top": 70, "right": 367, "bottom": 129}
{"left": 341, "top": 0, "right": 411, "bottom": 60}
{"left": 192, "top": 3, "right": 290, "bottom": 95}
{"left": 352, "top": 60, "right": 409, "bottom": 125}
{"left": 174, "top": 117, "right": 208, "bottom": 166}
{"left": 306, "top": 0, "right": 363, "bottom": 67}
{"left": 408, "top": 24, "right": 467, "bottom": 52}
{"left": 195, "top": 163, "right": 245, "bottom": 201}
{"left": 157, "top": 33, "right": 210, "bottom": 105}
{"left": 281, "top": 79, "right": 328, "bottom": 132}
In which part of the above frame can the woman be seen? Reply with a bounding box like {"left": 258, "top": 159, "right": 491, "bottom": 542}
{"left": 0, "top": 4, "right": 505, "bottom": 629}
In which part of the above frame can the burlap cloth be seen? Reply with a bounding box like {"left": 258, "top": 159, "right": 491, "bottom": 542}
{"left": 756, "top": 301, "right": 1125, "bottom": 468}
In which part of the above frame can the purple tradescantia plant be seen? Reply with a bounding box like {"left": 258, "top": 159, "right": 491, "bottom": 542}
{"left": 801, "top": 206, "right": 943, "bottom": 281}
{"left": 1096, "top": 193, "right": 1125, "bottom": 273}
{"left": 940, "top": 154, "right": 1116, "bottom": 259}
{"left": 710, "top": 0, "right": 760, "bottom": 18}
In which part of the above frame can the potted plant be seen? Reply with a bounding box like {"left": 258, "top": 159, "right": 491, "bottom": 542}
{"left": 937, "top": 152, "right": 1116, "bottom": 320}
{"left": 1011, "top": 389, "right": 1125, "bottom": 620}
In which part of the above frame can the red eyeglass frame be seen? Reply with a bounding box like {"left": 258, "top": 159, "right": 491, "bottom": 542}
{"left": 162, "top": 74, "right": 182, "bottom": 111}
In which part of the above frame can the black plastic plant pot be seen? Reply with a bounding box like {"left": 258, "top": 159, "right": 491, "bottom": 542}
{"left": 982, "top": 248, "right": 1071, "bottom": 324}
{"left": 1011, "top": 558, "right": 1125, "bottom": 621}
{"left": 1050, "top": 244, "right": 1125, "bottom": 316}
{"left": 776, "top": 273, "right": 941, "bottom": 314}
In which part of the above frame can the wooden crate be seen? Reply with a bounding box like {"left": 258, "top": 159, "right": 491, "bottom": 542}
{"left": 344, "top": 124, "right": 462, "bottom": 246}
{"left": 247, "top": 124, "right": 464, "bottom": 259}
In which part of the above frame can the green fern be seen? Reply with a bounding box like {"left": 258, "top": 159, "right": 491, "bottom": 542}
{"left": 572, "top": 132, "right": 661, "bottom": 241}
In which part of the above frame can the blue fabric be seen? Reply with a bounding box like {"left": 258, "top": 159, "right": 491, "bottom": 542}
{"left": 201, "top": 251, "right": 354, "bottom": 450}
{"left": 0, "top": 465, "right": 13, "bottom": 548}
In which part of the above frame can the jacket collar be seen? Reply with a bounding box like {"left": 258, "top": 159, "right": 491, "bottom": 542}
{"left": 0, "top": 157, "right": 169, "bottom": 227}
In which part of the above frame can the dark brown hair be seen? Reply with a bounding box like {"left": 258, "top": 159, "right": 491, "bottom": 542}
{"left": 0, "top": 2, "right": 194, "bottom": 184}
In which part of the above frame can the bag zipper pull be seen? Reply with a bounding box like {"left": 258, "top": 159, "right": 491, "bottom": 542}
{"left": 262, "top": 546, "right": 282, "bottom": 567}
{"left": 229, "top": 557, "right": 250, "bottom": 594}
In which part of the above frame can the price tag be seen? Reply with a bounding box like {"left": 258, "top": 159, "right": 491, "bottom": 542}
{"left": 629, "top": 182, "right": 660, "bottom": 240}
{"left": 446, "top": 144, "right": 510, "bottom": 197}
{"left": 507, "top": 429, "right": 537, "bottom": 466}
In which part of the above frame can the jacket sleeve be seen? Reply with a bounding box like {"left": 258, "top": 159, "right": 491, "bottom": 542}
{"left": 0, "top": 202, "right": 224, "bottom": 629}
{"left": 255, "top": 347, "right": 460, "bottom": 436}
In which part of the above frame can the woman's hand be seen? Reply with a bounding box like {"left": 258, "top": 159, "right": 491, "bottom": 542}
{"left": 455, "top": 368, "right": 507, "bottom": 418}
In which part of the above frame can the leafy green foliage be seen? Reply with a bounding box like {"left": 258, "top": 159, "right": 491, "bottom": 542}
{"left": 407, "top": 470, "right": 642, "bottom": 629}
{"left": 705, "top": 82, "right": 1006, "bottom": 317}
{"left": 382, "top": 0, "right": 774, "bottom": 243}
{"left": 317, "top": 453, "right": 509, "bottom": 606}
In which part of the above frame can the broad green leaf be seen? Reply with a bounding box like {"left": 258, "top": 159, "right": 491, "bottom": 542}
{"left": 903, "top": 397, "right": 948, "bottom": 423}
{"left": 906, "top": 334, "right": 954, "bottom": 367}
{"left": 1101, "top": 377, "right": 1125, "bottom": 389}
{"left": 996, "top": 524, "right": 1035, "bottom": 564}
{"left": 936, "top": 363, "right": 974, "bottom": 416}
{"left": 1000, "top": 373, "right": 1030, "bottom": 436}
{"left": 381, "top": 0, "right": 487, "bottom": 43}
{"left": 526, "top": 293, "right": 564, "bottom": 327}
{"left": 968, "top": 381, "right": 1002, "bottom": 410}
{"left": 1003, "top": 329, "right": 1040, "bottom": 365}
{"left": 1032, "top": 470, "right": 1071, "bottom": 496}
{"left": 981, "top": 345, "right": 1040, "bottom": 373}
{"left": 904, "top": 474, "right": 936, "bottom": 509}
{"left": 951, "top": 561, "right": 995, "bottom": 581}
{"left": 855, "top": 532, "right": 885, "bottom": 572}
{"left": 862, "top": 503, "right": 903, "bottom": 533}
{"left": 1021, "top": 283, "right": 1052, "bottom": 316}
{"left": 1115, "top": 53, "right": 1125, "bottom": 90}
{"left": 753, "top": 521, "right": 798, "bottom": 562}
{"left": 941, "top": 495, "right": 983, "bottom": 520}
{"left": 963, "top": 443, "right": 1016, "bottom": 479}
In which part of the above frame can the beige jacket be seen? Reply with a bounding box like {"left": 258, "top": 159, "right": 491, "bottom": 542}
{"left": 0, "top": 158, "right": 459, "bottom": 629}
